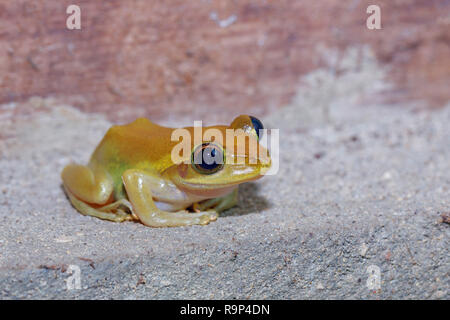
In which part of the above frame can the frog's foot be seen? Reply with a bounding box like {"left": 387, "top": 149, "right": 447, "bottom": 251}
{"left": 64, "top": 186, "right": 135, "bottom": 222}
{"left": 122, "top": 169, "right": 217, "bottom": 227}
{"left": 193, "top": 189, "right": 238, "bottom": 213}
{"left": 97, "top": 198, "right": 137, "bottom": 221}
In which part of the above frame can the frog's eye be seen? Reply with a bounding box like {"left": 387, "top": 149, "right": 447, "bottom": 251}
{"left": 249, "top": 116, "right": 264, "bottom": 139}
{"left": 191, "top": 143, "right": 225, "bottom": 175}
{"left": 230, "top": 115, "right": 264, "bottom": 139}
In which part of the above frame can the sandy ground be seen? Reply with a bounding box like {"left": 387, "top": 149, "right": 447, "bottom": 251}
{"left": 0, "top": 94, "right": 449, "bottom": 299}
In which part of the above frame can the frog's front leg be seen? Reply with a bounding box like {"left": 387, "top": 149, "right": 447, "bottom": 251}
{"left": 193, "top": 188, "right": 238, "bottom": 213}
{"left": 122, "top": 169, "right": 217, "bottom": 227}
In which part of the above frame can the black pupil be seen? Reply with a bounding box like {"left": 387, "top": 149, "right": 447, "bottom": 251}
{"left": 193, "top": 144, "right": 223, "bottom": 172}
{"left": 250, "top": 116, "right": 264, "bottom": 138}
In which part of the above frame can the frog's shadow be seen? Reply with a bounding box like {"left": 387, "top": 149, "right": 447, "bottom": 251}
{"left": 220, "top": 182, "right": 271, "bottom": 218}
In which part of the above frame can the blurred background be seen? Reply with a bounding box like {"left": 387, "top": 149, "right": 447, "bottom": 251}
{"left": 1, "top": 0, "right": 449, "bottom": 124}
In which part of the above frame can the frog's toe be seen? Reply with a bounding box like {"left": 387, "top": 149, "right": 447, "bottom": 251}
{"left": 198, "top": 211, "right": 217, "bottom": 225}
{"left": 206, "top": 210, "right": 218, "bottom": 221}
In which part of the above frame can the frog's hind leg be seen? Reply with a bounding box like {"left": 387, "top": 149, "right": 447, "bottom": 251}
{"left": 62, "top": 163, "right": 113, "bottom": 205}
{"left": 64, "top": 186, "right": 134, "bottom": 222}
{"left": 62, "top": 163, "right": 135, "bottom": 222}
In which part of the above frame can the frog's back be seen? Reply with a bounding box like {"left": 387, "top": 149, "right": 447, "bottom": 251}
{"left": 90, "top": 118, "right": 177, "bottom": 174}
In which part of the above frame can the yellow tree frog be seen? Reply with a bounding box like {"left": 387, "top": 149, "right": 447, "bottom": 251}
{"left": 61, "top": 115, "right": 271, "bottom": 227}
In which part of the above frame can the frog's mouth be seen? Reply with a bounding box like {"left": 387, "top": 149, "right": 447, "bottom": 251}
{"left": 175, "top": 174, "right": 264, "bottom": 198}
{"left": 177, "top": 183, "right": 239, "bottom": 198}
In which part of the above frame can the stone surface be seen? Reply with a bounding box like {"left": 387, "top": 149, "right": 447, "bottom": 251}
{"left": 0, "top": 95, "right": 448, "bottom": 299}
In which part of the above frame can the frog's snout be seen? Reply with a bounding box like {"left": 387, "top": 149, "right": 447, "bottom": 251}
{"left": 259, "top": 157, "right": 272, "bottom": 176}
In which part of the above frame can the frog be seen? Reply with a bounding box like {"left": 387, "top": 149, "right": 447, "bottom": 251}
{"left": 61, "top": 115, "right": 271, "bottom": 228}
